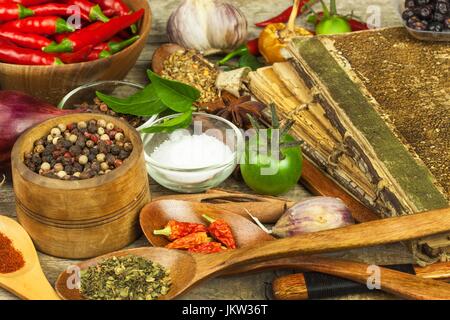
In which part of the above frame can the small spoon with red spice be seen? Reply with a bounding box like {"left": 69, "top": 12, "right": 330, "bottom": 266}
{"left": 0, "top": 216, "right": 59, "bottom": 300}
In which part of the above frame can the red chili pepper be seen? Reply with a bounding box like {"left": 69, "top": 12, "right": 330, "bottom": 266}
{"left": 0, "top": 0, "right": 52, "bottom": 6}
{"left": 165, "top": 232, "right": 211, "bottom": 250}
{"left": 348, "top": 18, "right": 369, "bottom": 31}
{"left": 255, "top": 0, "right": 316, "bottom": 27}
{"left": 0, "top": 29, "right": 51, "bottom": 50}
{"left": 0, "top": 3, "right": 34, "bottom": 21}
{"left": 153, "top": 220, "right": 207, "bottom": 241}
{"left": 218, "top": 38, "right": 260, "bottom": 65}
{"left": 90, "top": 0, "right": 130, "bottom": 17}
{"left": 58, "top": 45, "right": 93, "bottom": 63}
{"left": 1, "top": 16, "right": 75, "bottom": 35}
{"left": 29, "top": 3, "right": 90, "bottom": 21}
{"left": 53, "top": 21, "right": 103, "bottom": 43}
{"left": 202, "top": 214, "right": 237, "bottom": 249}
{"left": 62, "top": 0, "right": 109, "bottom": 22}
{"left": 188, "top": 242, "right": 225, "bottom": 254}
{"left": 90, "top": 0, "right": 136, "bottom": 33}
{"left": 44, "top": 9, "right": 143, "bottom": 53}
{"left": 0, "top": 38, "right": 62, "bottom": 65}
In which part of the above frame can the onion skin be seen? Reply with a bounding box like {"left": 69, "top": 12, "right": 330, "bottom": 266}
{"left": 0, "top": 90, "right": 75, "bottom": 169}
{"left": 272, "top": 197, "right": 355, "bottom": 237}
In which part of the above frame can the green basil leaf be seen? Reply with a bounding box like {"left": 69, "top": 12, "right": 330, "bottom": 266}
{"left": 140, "top": 110, "right": 192, "bottom": 133}
{"left": 147, "top": 70, "right": 200, "bottom": 113}
{"left": 96, "top": 85, "right": 167, "bottom": 116}
{"left": 239, "top": 54, "right": 264, "bottom": 71}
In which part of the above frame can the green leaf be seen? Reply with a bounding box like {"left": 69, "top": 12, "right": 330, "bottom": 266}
{"left": 96, "top": 85, "right": 167, "bottom": 116}
{"left": 238, "top": 54, "right": 264, "bottom": 71}
{"left": 140, "top": 110, "right": 192, "bottom": 133}
{"left": 147, "top": 70, "right": 200, "bottom": 113}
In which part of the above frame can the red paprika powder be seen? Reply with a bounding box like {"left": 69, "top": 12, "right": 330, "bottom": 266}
{"left": 0, "top": 232, "right": 25, "bottom": 273}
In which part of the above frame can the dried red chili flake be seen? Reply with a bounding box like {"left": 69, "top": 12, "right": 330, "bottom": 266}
{"left": 202, "top": 214, "right": 237, "bottom": 249}
{"left": 0, "top": 232, "right": 25, "bottom": 273}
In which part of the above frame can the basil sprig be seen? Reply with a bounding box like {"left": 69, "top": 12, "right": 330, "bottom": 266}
{"left": 95, "top": 70, "right": 200, "bottom": 133}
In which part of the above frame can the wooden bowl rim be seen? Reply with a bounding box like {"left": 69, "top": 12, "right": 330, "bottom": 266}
{"left": 11, "top": 113, "right": 144, "bottom": 190}
{"left": 0, "top": 0, "right": 151, "bottom": 70}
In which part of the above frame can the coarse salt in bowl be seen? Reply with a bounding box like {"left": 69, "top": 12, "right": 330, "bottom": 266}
{"left": 141, "top": 113, "right": 244, "bottom": 193}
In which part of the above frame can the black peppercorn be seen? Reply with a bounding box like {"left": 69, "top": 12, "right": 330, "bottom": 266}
{"left": 69, "top": 145, "right": 82, "bottom": 157}
{"left": 32, "top": 154, "right": 42, "bottom": 166}
{"left": 118, "top": 150, "right": 129, "bottom": 160}
{"left": 64, "top": 165, "right": 74, "bottom": 175}
{"left": 111, "top": 145, "right": 120, "bottom": 156}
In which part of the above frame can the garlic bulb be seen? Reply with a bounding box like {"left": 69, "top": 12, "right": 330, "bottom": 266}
{"left": 272, "top": 197, "right": 355, "bottom": 238}
{"left": 167, "top": 0, "right": 248, "bottom": 53}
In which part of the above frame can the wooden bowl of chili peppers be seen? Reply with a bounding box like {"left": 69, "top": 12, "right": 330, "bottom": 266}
{"left": 0, "top": 0, "right": 151, "bottom": 105}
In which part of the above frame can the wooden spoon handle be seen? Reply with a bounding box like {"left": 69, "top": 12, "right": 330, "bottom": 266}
{"left": 197, "top": 207, "right": 450, "bottom": 278}
{"left": 270, "top": 256, "right": 450, "bottom": 300}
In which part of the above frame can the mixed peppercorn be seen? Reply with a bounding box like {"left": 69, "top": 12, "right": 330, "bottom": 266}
{"left": 0, "top": 0, "right": 143, "bottom": 65}
{"left": 24, "top": 119, "right": 133, "bottom": 180}
{"left": 153, "top": 216, "right": 237, "bottom": 254}
{"left": 402, "top": 0, "right": 450, "bottom": 32}
{"left": 77, "top": 97, "right": 146, "bottom": 128}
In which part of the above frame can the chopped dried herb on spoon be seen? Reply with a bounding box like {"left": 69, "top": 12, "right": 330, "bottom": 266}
{"left": 80, "top": 255, "right": 171, "bottom": 300}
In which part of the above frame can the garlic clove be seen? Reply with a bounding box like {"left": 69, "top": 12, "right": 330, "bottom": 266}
{"left": 272, "top": 197, "right": 355, "bottom": 238}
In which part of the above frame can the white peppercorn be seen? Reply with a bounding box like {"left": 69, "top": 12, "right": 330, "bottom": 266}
{"left": 54, "top": 163, "right": 64, "bottom": 172}
{"left": 100, "top": 162, "right": 109, "bottom": 171}
{"left": 40, "top": 162, "right": 51, "bottom": 171}
{"left": 50, "top": 127, "right": 61, "bottom": 138}
{"left": 47, "top": 135, "right": 53, "bottom": 143}
{"left": 52, "top": 137, "right": 60, "bottom": 145}
{"left": 96, "top": 153, "right": 106, "bottom": 162}
{"left": 97, "top": 119, "right": 107, "bottom": 128}
{"left": 56, "top": 171, "right": 67, "bottom": 178}
{"left": 78, "top": 155, "right": 88, "bottom": 165}
{"left": 77, "top": 121, "right": 87, "bottom": 129}
{"left": 100, "top": 134, "right": 110, "bottom": 141}
{"left": 106, "top": 122, "right": 114, "bottom": 130}
{"left": 57, "top": 123, "right": 67, "bottom": 132}
{"left": 97, "top": 127, "right": 105, "bottom": 135}
{"left": 114, "top": 132, "right": 124, "bottom": 141}
{"left": 69, "top": 134, "right": 78, "bottom": 143}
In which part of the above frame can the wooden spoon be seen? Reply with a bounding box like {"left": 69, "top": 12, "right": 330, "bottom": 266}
{"left": 0, "top": 216, "right": 59, "bottom": 300}
{"left": 56, "top": 205, "right": 450, "bottom": 300}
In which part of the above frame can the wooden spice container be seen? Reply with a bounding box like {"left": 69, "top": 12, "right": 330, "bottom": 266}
{"left": 11, "top": 114, "right": 151, "bottom": 259}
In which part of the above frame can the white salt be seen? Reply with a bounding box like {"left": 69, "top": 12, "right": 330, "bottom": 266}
{"left": 150, "top": 132, "right": 234, "bottom": 169}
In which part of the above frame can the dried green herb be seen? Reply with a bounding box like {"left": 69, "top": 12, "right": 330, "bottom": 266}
{"left": 80, "top": 255, "right": 171, "bottom": 300}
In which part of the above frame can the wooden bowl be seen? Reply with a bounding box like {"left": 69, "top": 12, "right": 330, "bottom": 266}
{"left": 0, "top": 0, "right": 151, "bottom": 105}
{"left": 11, "top": 113, "right": 151, "bottom": 259}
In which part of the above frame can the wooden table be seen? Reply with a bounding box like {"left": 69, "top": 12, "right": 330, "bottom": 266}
{"left": 0, "top": 0, "right": 413, "bottom": 300}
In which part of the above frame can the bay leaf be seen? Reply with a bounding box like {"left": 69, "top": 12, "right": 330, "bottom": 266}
{"left": 96, "top": 85, "right": 167, "bottom": 116}
{"left": 147, "top": 70, "right": 200, "bottom": 113}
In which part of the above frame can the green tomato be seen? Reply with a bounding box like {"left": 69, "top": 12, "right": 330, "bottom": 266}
{"left": 240, "top": 134, "right": 303, "bottom": 196}
{"left": 316, "top": 16, "right": 352, "bottom": 35}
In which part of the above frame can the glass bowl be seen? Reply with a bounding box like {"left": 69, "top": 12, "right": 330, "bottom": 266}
{"left": 141, "top": 113, "right": 244, "bottom": 193}
{"left": 395, "top": 0, "right": 450, "bottom": 41}
{"left": 58, "top": 80, "right": 157, "bottom": 130}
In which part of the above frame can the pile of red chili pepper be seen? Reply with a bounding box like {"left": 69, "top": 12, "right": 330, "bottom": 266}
{"left": 0, "top": 232, "right": 25, "bottom": 274}
{"left": 0, "top": 0, "right": 144, "bottom": 65}
{"left": 153, "top": 215, "right": 237, "bottom": 254}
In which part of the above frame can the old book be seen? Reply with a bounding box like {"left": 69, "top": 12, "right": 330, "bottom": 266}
{"left": 249, "top": 27, "right": 449, "bottom": 264}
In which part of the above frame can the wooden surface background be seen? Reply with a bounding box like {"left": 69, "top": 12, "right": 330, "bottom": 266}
{"left": 0, "top": 0, "right": 412, "bottom": 300}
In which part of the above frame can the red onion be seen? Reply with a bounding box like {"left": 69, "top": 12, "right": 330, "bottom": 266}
{"left": 0, "top": 90, "right": 75, "bottom": 169}
{"left": 272, "top": 197, "right": 355, "bottom": 237}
